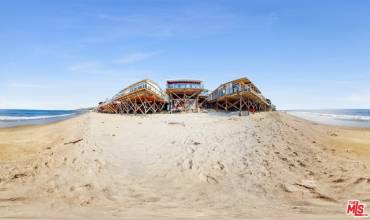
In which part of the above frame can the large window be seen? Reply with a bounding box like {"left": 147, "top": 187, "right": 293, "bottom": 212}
{"left": 167, "top": 83, "right": 202, "bottom": 89}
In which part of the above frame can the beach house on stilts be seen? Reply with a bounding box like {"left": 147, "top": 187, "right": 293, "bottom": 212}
{"left": 98, "top": 79, "right": 167, "bottom": 114}
{"left": 97, "top": 101, "right": 117, "bottom": 114}
{"left": 207, "top": 77, "right": 270, "bottom": 113}
{"left": 97, "top": 77, "right": 274, "bottom": 114}
{"left": 166, "top": 79, "right": 204, "bottom": 112}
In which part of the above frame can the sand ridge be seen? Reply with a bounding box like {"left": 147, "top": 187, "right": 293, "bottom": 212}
{"left": 0, "top": 112, "right": 369, "bottom": 219}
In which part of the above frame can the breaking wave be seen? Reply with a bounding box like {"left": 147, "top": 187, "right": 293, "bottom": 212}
{"left": 288, "top": 111, "right": 370, "bottom": 122}
{"left": 0, "top": 113, "right": 75, "bottom": 121}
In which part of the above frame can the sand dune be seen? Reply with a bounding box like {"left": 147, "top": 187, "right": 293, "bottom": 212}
{"left": 0, "top": 112, "right": 369, "bottom": 219}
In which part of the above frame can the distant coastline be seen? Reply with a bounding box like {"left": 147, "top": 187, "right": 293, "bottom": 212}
{"left": 286, "top": 109, "right": 370, "bottom": 128}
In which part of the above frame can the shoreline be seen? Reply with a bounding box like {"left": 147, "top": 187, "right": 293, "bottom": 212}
{"left": 282, "top": 111, "right": 370, "bottom": 131}
{"left": 0, "top": 111, "right": 87, "bottom": 129}
{"left": 280, "top": 111, "right": 370, "bottom": 163}
{"left": 285, "top": 110, "right": 370, "bottom": 128}
{"left": 2, "top": 109, "right": 370, "bottom": 130}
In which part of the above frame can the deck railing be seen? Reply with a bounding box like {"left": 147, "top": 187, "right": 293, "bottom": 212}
{"left": 113, "top": 81, "right": 165, "bottom": 100}
{"left": 167, "top": 83, "right": 204, "bottom": 89}
{"left": 208, "top": 85, "right": 267, "bottom": 103}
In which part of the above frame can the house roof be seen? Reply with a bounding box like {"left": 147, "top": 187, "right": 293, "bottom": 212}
{"left": 166, "top": 79, "right": 203, "bottom": 84}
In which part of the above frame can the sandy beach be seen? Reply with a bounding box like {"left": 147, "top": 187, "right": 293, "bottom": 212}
{"left": 0, "top": 112, "right": 369, "bottom": 219}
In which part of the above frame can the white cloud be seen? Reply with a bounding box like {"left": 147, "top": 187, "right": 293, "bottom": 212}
{"left": 114, "top": 51, "right": 160, "bottom": 64}
{"left": 345, "top": 94, "right": 370, "bottom": 106}
{"left": 7, "top": 82, "right": 55, "bottom": 89}
{"left": 91, "top": 5, "right": 237, "bottom": 43}
{"left": 68, "top": 52, "right": 159, "bottom": 76}
{"left": 68, "top": 61, "right": 117, "bottom": 76}
{"left": 67, "top": 60, "right": 156, "bottom": 83}
{"left": 69, "top": 61, "right": 99, "bottom": 72}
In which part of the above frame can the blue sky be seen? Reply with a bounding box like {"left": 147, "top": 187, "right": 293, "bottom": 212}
{"left": 1, "top": 0, "right": 370, "bottom": 110}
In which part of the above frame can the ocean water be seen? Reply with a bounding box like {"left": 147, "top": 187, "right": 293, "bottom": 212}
{"left": 0, "top": 109, "right": 79, "bottom": 128}
{"left": 287, "top": 109, "right": 370, "bottom": 128}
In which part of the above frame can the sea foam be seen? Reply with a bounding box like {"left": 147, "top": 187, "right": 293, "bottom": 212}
{"left": 0, "top": 113, "right": 75, "bottom": 121}
{"left": 291, "top": 111, "right": 370, "bottom": 121}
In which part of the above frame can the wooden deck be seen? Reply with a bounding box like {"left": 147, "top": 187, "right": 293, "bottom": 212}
{"left": 166, "top": 83, "right": 204, "bottom": 113}
{"left": 208, "top": 77, "right": 269, "bottom": 112}
{"left": 97, "top": 102, "right": 119, "bottom": 114}
{"left": 97, "top": 77, "right": 273, "bottom": 114}
{"left": 166, "top": 88, "right": 204, "bottom": 95}
{"left": 98, "top": 79, "right": 167, "bottom": 114}
{"left": 114, "top": 88, "right": 166, "bottom": 114}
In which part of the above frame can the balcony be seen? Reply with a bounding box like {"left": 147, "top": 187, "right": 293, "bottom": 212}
{"left": 167, "top": 83, "right": 204, "bottom": 89}
{"left": 208, "top": 85, "right": 267, "bottom": 103}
